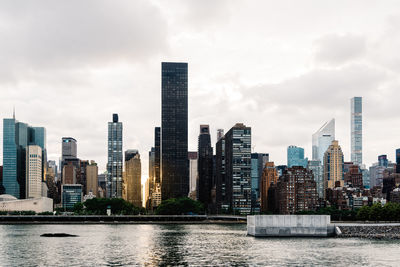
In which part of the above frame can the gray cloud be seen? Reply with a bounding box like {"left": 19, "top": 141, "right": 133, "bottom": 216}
{"left": 314, "top": 34, "right": 366, "bottom": 66}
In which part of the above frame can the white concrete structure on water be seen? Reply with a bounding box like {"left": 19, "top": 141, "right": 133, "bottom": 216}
{"left": 0, "top": 194, "right": 53, "bottom": 213}
{"left": 247, "top": 215, "right": 335, "bottom": 237}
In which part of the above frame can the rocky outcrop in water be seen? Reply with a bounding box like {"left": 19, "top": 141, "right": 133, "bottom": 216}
{"left": 337, "top": 225, "right": 400, "bottom": 239}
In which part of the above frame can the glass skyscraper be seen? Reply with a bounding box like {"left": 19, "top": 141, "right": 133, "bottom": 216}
{"left": 287, "top": 145, "right": 308, "bottom": 168}
{"left": 251, "top": 153, "right": 269, "bottom": 213}
{"left": 224, "top": 123, "right": 252, "bottom": 215}
{"left": 312, "top": 119, "right": 335, "bottom": 166}
{"left": 351, "top": 97, "right": 362, "bottom": 166}
{"left": 396, "top": 149, "right": 400, "bottom": 173}
{"left": 107, "top": 114, "right": 123, "bottom": 198}
{"left": 2, "top": 117, "right": 46, "bottom": 199}
{"left": 308, "top": 160, "right": 324, "bottom": 198}
{"left": 161, "top": 62, "right": 189, "bottom": 200}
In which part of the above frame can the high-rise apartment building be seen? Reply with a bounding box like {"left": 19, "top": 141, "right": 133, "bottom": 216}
{"left": 307, "top": 160, "right": 324, "bottom": 199}
{"left": 344, "top": 164, "right": 363, "bottom": 188}
{"left": 86, "top": 161, "right": 98, "bottom": 197}
{"left": 224, "top": 123, "right": 252, "bottom": 214}
{"left": 312, "top": 119, "right": 335, "bottom": 165}
{"left": 277, "top": 166, "right": 318, "bottom": 214}
{"left": 260, "top": 161, "right": 278, "bottom": 213}
{"left": 2, "top": 116, "right": 46, "bottom": 199}
{"left": 251, "top": 153, "right": 269, "bottom": 213}
{"left": 351, "top": 97, "right": 362, "bottom": 166}
{"left": 26, "top": 145, "right": 42, "bottom": 198}
{"left": 107, "top": 114, "right": 123, "bottom": 198}
{"left": 124, "top": 150, "right": 142, "bottom": 207}
{"left": 323, "top": 140, "right": 344, "bottom": 192}
{"left": 197, "top": 125, "right": 213, "bottom": 206}
{"left": 287, "top": 145, "right": 308, "bottom": 168}
{"left": 161, "top": 62, "right": 188, "bottom": 200}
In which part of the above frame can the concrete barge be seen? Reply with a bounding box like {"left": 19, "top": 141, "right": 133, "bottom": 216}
{"left": 247, "top": 215, "right": 335, "bottom": 237}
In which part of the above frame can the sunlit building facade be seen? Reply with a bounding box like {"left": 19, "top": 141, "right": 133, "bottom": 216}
{"left": 260, "top": 161, "right": 278, "bottom": 213}
{"left": 124, "top": 150, "right": 142, "bottom": 208}
{"left": 323, "top": 140, "right": 344, "bottom": 192}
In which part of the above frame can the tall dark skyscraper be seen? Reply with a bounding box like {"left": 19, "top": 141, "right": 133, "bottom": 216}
{"left": 197, "top": 125, "right": 213, "bottom": 206}
{"left": 107, "top": 114, "right": 123, "bottom": 198}
{"left": 161, "top": 62, "right": 189, "bottom": 200}
{"left": 396, "top": 149, "right": 400, "bottom": 173}
{"left": 215, "top": 133, "right": 228, "bottom": 212}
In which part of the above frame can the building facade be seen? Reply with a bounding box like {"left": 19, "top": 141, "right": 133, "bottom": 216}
{"left": 161, "top": 62, "right": 189, "bottom": 200}
{"left": 25, "top": 145, "right": 42, "bottom": 199}
{"left": 312, "top": 119, "right": 335, "bottom": 165}
{"left": 308, "top": 160, "right": 324, "bottom": 199}
{"left": 351, "top": 97, "right": 362, "bottom": 166}
{"left": 2, "top": 117, "right": 46, "bottom": 199}
{"left": 61, "top": 184, "right": 82, "bottom": 210}
{"left": 197, "top": 125, "right": 213, "bottom": 206}
{"left": 224, "top": 123, "right": 252, "bottom": 214}
{"left": 215, "top": 135, "right": 228, "bottom": 212}
{"left": 251, "top": 153, "right": 269, "bottom": 213}
{"left": 86, "top": 161, "right": 98, "bottom": 197}
{"left": 287, "top": 145, "right": 308, "bottom": 168}
{"left": 378, "top": 155, "right": 388, "bottom": 168}
{"left": 260, "top": 161, "right": 278, "bottom": 213}
{"left": 188, "top": 152, "right": 198, "bottom": 200}
{"left": 124, "top": 150, "right": 142, "bottom": 208}
{"left": 277, "top": 166, "right": 318, "bottom": 214}
{"left": 344, "top": 164, "right": 363, "bottom": 188}
{"left": 107, "top": 114, "right": 123, "bottom": 198}
{"left": 323, "top": 140, "right": 344, "bottom": 192}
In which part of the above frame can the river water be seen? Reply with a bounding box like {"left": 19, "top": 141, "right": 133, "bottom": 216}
{"left": 0, "top": 224, "right": 399, "bottom": 266}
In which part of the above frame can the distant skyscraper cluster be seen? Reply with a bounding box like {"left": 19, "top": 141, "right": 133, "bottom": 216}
{"left": 2, "top": 63, "right": 400, "bottom": 215}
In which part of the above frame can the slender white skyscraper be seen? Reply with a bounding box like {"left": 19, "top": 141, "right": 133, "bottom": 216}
{"left": 312, "top": 119, "right": 335, "bottom": 165}
{"left": 351, "top": 97, "right": 362, "bottom": 166}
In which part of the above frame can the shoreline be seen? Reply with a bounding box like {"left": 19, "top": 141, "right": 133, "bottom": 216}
{"left": 0, "top": 215, "right": 247, "bottom": 224}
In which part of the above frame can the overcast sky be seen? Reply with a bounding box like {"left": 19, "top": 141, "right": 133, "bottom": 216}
{"left": 1, "top": 0, "right": 399, "bottom": 183}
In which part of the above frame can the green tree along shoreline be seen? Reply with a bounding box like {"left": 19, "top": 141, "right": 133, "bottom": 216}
{"left": 296, "top": 203, "right": 400, "bottom": 221}
{"left": 154, "top": 197, "right": 205, "bottom": 215}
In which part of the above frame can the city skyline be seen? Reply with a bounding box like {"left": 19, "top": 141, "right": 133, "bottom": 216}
{"left": 1, "top": 1, "right": 400, "bottom": 184}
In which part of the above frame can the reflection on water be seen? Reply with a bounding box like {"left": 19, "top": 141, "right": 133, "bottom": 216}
{"left": 0, "top": 224, "right": 399, "bottom": 266}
